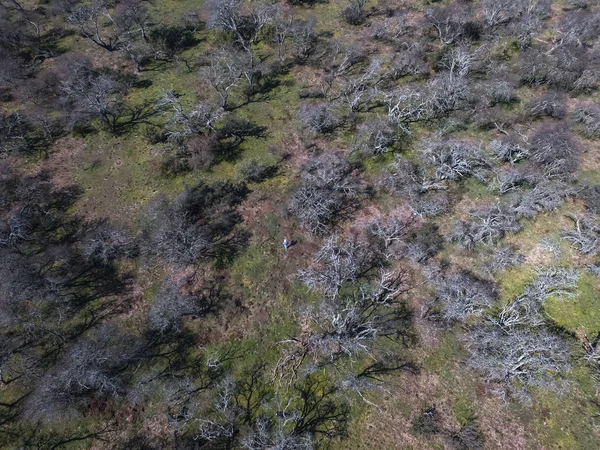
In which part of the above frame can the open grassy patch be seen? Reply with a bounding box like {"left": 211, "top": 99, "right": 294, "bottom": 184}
{"left": 545, "top": 272, "right": 600, "bottom": 336}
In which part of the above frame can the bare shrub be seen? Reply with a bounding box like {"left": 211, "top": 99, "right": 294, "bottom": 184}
{"left": 528, "top": 91, "right": 566, "bottom": 119}
{"left": 298, "top": 234, "right": 382, "bottom": 298}
{"left": 561, "top": 214, "right": 600, "bottom": 255}
{"left": 529, "top": 123, "right": 580, "bottom": 175}
{"left": 490, "top": 138, "right": 529, "bottom": 164}
{"left": 449, "top": 205, "right": 521, "bottom": 249}
{"left": 511, "top": 180, "right": 574, "bottom": 219}
{"left": 298, "top": 102, "right": 342, "bottom": 135}
{"left": 288, "top": 153, "right": 364, "bottom": 235}
{"left": 435, "top": 272, "right": 497, "bottom": 323}
{"left": 574, "top": 103, "right": 600, "bottom": 138}
{"left": 464, "top": 326, "right": 571, "bottom": 403}
{"left": 422, "top": 139, "right": 489, "bottom": 182}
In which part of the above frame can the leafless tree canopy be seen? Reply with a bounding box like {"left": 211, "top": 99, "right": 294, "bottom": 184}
{"left": 435, "top": 272, "right": 497, "bottom": 323}
{"left": 144, "top": 181, "right": 249, "bottom": 265}
{"left": 289, "top": 153, "right": 365, "bottom": 235}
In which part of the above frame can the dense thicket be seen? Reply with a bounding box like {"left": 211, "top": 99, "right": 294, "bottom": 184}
{"left": 2, "top": 0, "right": 600, "bottom": 448}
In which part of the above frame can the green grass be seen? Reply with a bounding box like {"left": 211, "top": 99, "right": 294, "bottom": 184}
{"left": 462, "top": 178, "right": 498, "bottom": 201}
{"left": 523, "top": 379, "right": 600, "bottom": 450}
{"left": 496, "top": 266, "right": 537, "bottom": 304}
{"left": 545, "top": 273, "right": 600, "bottom": 336}
{"left": 451, "top": 396, "right": 476, "bottom": 427}
{"left": 423, "top": 332, "right": 467, "bottom": 376}
{"left": 229, "top": 242, "right": 277, "bottom": 294}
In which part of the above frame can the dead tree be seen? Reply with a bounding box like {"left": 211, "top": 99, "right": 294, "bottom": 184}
{"left": 561, "top": 214, "right": 600, "bottom": 255}
{"left": 200, "top": 48, "right": 249, "bottom": 110}
{"left": 574, "top": 103, "right": 600, "bottom": 138}
{"left": 529, "top": 123, "right": 580, "bottom": 177}
{"left": 464, "top": 325, "right": 571, "bottom": 403}
{"left": 425, "top": 5, "right": 470, "bottom": 46}
{"left": 298, "top": 234, "right": 383, "bottom": 299}
{"left": 204, "top": 0, "right": 273, "bottom": 67}
{"left": 115, "top": 0, "right": 152, "bottom": 42}
{"left": 490, "top": 138, "right": 529, "bottom": 165}
{"left": 511, "top": 180, "right": 574, "bottom": 219}
{"left": 435, "top": 272, "right": 497, "bottom": 323}
{"left": 288, "top": 154, "right": 364, "bottom": 235}
{"left": 449, "top": 204, "right": 521, "bottom": 249}
{"left": 491, "top": 268, "right": 580, "bottom": 331}
{"left": 68, "top": 1, "right": 122, "bottom": 51}
{"left": 283, "top": 270, "right": 411, "bottom": 370}
{"left": 423, "top": 139, "right": 489, "bottom": 182}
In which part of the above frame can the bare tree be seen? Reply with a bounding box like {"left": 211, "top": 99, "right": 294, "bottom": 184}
{"left": 449, "top": 204, "right": 521, "bottom": 249}
{"left": 288, "top": 154, "right": 364, "bottom": 235}
{"left": 490, "top": 138, "right": 529, "bottom": 164}
{"left": 425, "top": 74, "right": 471, "bottom": 118}
{"left": 574, "top": 103, "right": 600, "bottom": 138}
{"left": 159, "top": 90, "right": 224, "bottom": 142}
{"left": 434, "top": 272, "right": 497, "bottom": 323}
{"left": 422, "top": 139, "right": 489, "bottom": 182}
{"left": 511, "top": 180, "right": 574, "bottom": 219}
{"left": 425, "top": 5, "right": 470, "bottom": 45}
{"left": 272, "top": 9, "right": 293, "bottom": 62}
{"left": 283, "top": 270, "right": 411, "bottom": 369}
{"left": 25, "top": 323, "right": 142, "bottom": 423}
{"left": 365, "top": 210, "right": 413, "bottom": 257}
{"left": 528, "top": 91, "right": 566, "bottom": 119}
{"left": 200, "top": 48, "right": 249, "bottom": 109}
{"left": 493, "top": 268, "right": 580, "bottom": 331}
{"left": 195, "top": 376, "right": 239, "bottom": 444}
{"left": 298, "top": 234, "right": 383, "bottom": 299}
{"left": 530, "top": 123, "right": 579, "bottom": 175}
{"left": 297, "top": 102, "right": 342, "bottom": 135}
{"left": 342, "top": 0, "right": 368, "bottom": 26}
{"left": 68, "top": 0, "right": 122, "bottom": 51}
{"left": 144, "top": 181, "right": 248, "bottom": 266}
{"left": 464, "top": 325, "right": 570, "bottom": 403}
{"left": 114, "top": 0, "right": 152, "bottom": 42}
{"left": 292, "top": 17, "right": 317, "bottom": 63}
{"left": 242, "top": 415, "right": 314, "bottom": 450}
{"left": 149, "top": 279, "right": 220, "bottom": 334}
{"left": 480, "top": 0, "right": 520, "bottom": 28}
{"left": 484, "top": 245, "right": 524, "bottom": 275}
{"left": 352, "top": 118, "right": 397, "bottom": 156}
{"left": 204, "top": 0, "right": 273, "bottom": 66}
{"left": 0, "top": 112, "right": 29, "bottom": 154}
{"left": 439, "top": 45, "right": 487, "bottom": 79}
{"left": 561, "top": 214, "right": 600, "bottom": 255}
{"left": 81, "top": 222, "right": 137, "bottom": 265}
{"left": 389, "top": 43, "right": 429, "bottom": 79}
